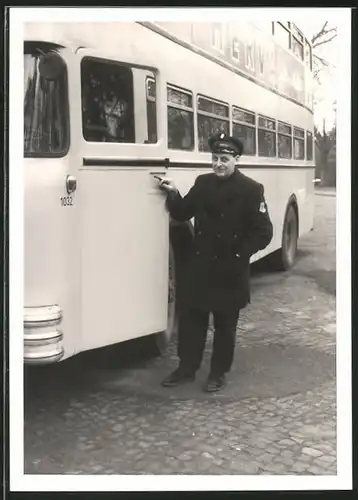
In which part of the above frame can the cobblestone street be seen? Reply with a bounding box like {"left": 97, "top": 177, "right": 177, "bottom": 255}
{"left": 24, "top": 192, "right": 336, "bottom": 476}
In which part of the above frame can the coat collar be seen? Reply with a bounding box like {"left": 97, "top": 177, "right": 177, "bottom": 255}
{"left": 203, "top": 169, "right": 245, "bottom": 215}
{"left": 212, "top": 169, "right": 246, "bottom": 198}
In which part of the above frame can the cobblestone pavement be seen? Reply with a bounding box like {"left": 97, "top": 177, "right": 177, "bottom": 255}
{"left": 24, "top": 194, "right": 336, "bottom": 476}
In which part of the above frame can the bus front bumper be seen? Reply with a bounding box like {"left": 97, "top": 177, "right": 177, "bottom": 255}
{"left": 24, "top": 305, "right": 64, "bottom": 365}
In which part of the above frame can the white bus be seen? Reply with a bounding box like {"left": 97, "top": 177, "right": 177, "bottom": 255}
{"left": 23, "top": 20, "right": 315, "bottom": 365}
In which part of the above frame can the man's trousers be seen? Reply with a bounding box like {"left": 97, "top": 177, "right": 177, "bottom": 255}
{"left": 177, "top": 307, "right": 240, "bottom": 376}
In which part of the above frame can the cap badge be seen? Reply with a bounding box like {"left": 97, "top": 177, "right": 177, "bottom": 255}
{"left": 220, "top": 133, "right": 225, "bottom": 139}
{"left": 259, "top": 202, "right": 266, "bottom": 213}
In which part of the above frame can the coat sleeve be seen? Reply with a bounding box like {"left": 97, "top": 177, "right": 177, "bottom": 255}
{"left": 165, "top": 177, "right": 201, "bottom": 222}
{"left": 243, "top": 184, "right": 273, "bottom": 257}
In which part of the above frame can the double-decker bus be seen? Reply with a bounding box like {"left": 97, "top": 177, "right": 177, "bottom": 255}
{"left": 23, "top": 20, "right": 315, "bottom": 365}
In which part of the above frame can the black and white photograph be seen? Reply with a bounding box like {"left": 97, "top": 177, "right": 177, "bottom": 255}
{"left": 8, "top": 6, "right": 352, "bottom": 492}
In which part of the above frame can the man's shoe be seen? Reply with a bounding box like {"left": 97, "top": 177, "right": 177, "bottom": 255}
{"left": 205, "top": 374, "right": 227, "bottom": 392}
{"left": 161, "top": 368, "right": 195, "bottom": 388}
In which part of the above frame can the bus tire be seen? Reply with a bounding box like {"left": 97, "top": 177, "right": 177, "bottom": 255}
{"left": 272, "top": 203, "right": 298, "bottom": 271}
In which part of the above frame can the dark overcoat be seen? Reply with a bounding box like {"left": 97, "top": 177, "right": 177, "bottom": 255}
{"left": 166, "top": 169, "right": 273, "bottom": 312}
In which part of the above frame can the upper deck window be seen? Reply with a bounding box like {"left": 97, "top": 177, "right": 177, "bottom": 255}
{"left": 212, "top": 23, "right": 224, "bottom": 53}
{"left": 197, "top": 96, "right": 229, "bottom": 152}
{"left": 292, "top": 34, "right": 304, "bottom": 60}
{"left": 232, "top": 107, "right": 256, "bottom": 156}
{"left": 305, "top": 40, "right": 313, "bottom": 71}
{"left": 24, "top": 43, "right": 69, "bottom": 157}
{"left": 274, "top": 22, "right": 307, "bottom": 63}
{"left": 167, "top": 85, "right": 194, "bottom": 150}
{"left": 291, "top": 24, "right": 304, "bottom": 43}
{"left": 274, "top": 22, "right": 291, "bottom": 50}
{"left": 81, "top": 57, "right": 157, "bottom": 144}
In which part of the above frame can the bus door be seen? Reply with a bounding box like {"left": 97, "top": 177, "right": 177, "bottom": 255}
{"left": 77, "top": 51, "right": 170, "bottom": 352}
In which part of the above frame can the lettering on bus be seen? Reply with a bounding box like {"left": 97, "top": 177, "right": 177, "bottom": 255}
{"left": 153, "top": 21, "right": 310, "bottom": 108}
{"left": 60, "top": 196, "right": 73, "bottom": 207}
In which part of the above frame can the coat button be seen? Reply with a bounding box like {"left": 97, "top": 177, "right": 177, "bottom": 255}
{"left": 217, "top": 233, "right": 221, "bottom": 238}
{"left": 235, "top": 253, "right": 240, "bottom": 258}
{"left": 198, "top": 231, "right": 202, "bottom": 235}
{"left": 196, "top": 251, "right": 200, "bottom": 255}
{"left": 233, "top": 234, "right": 237, "bottom": 239}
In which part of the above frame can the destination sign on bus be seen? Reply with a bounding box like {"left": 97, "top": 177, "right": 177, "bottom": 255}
{"left": 151, "top": 21, "right": 313, "bottom": 110}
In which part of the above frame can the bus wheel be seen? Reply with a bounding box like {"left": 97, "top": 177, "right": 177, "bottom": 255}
{"left": 273, "top": 204, "right": 298, "bottom": 271}
{"left": 155, "top": 243, "right": 178, "bottom": 353}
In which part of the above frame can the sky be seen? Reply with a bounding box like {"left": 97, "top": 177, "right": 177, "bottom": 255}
{"left": 299, "top": 20, "right": 338, "bottom": 131}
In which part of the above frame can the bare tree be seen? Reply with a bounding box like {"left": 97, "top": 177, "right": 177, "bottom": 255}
{"left": 311, "top": 21, "right": 337, "bottom": 49}
{"left": 311, "top": 22, "right": 337, "bottom": 82}
{"left": 315, "top": 121, "right": 336, "bottom": 186}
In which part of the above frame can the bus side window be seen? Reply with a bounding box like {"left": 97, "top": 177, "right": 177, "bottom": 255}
{"left": 306, "top": 130, "right": 313, "bottom": 160}
{"left": 258, "top": 115, "right": 277, "bottom": 157}
{"left": 197, "top": 95, "right": 229, "bottom": 152}
{"left": 293, "top": 127, "right": 305, "bottom": 160}
{"left": 167, "top": 85, "right": 194, "bottom": 151}
{"left": 81, "top": 57, "right": 157, "bottom": 144}
{"left": 232, "top": 107, "right": 256, "bottom": 156}
{"left": 277, "top": 121, "right": 292, "bottom": 159}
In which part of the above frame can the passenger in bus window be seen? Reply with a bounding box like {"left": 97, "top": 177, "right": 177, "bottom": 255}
{"left": 157, "top": 133, "right": 273, "bottom": 392}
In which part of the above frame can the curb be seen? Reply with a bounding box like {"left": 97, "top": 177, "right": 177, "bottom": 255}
{"left": 315, "top": 192, "right": 336, "bottom": 197}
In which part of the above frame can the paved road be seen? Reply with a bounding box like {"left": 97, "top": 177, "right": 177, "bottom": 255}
{"left": 24, "top": 193, "right": 336, "bottom": 476}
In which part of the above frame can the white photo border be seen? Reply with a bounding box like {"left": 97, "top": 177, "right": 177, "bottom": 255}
{"left": 9, "top": 6, "right": 352, "bottom": 492}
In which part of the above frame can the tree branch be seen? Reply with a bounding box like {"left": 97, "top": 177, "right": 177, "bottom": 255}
{"left": 313, "top": 54, "right": 330, "bottom": 67}
{"left": 311, "top": 21, "right": 328, "bottom": 44}
{"left": 313, "top": 33, "right": 338, "bottom": 49}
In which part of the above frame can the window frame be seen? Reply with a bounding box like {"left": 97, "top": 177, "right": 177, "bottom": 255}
{"left": 24, "top": 43, "right": 70, "bottom": 159}
{"left": 291, "top": 35, "right": 304, "bottom": 61}
{"left": 258, "top": 114, "right": 277, "bottom": 158}
{"left": 232, "top": 105, "right": 256, "bottom": 156}
{"left": 197, "top": 94, "right": 230, "bottom": 120}
{"left": 304, "top": 39, "right": 313, "bottom": 71}
{"left": 274, "top": 22, "right": 292, "bottom": 50}
{"left": 293, "top": 126, "right": 305, "bottom": 160}
{"left": 277, "top": 120, "right": 293, "bottom": 159}
{"left": 167, "top": 83, "right": 195, "bottom": 151}
{"left": 146, "top": 76, "right": 156, "bottom": 103}
{"left": 81, "top": 56, "right": 140, "bottom": 144}
{"left": 274, "top": 22, "right": 309, "bottom": 65}
{"left": 197, "top": 94, "right": 230, "bottom": 153}
{"left": 145, "top": 76, "right": 158, "bottom": 144}
{"left": 306, "top": 130, "right": 313, "bottom": 161}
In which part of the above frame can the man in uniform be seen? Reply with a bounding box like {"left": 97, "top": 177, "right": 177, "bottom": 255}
{"left": 157, "top": 132, "right": 273, "bottom": 392}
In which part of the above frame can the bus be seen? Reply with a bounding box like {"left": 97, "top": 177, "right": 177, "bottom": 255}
{"left": 23, "top": 20, "right": 315, "bottom": 365}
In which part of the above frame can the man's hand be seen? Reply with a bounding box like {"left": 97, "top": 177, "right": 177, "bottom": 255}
{"left": 156, "top": 177, "right": 178, "bottom": 193}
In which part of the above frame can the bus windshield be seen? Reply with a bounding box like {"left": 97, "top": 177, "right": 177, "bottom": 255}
{"left": 24, "top": 43, "right": 69, "bottom": 157}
